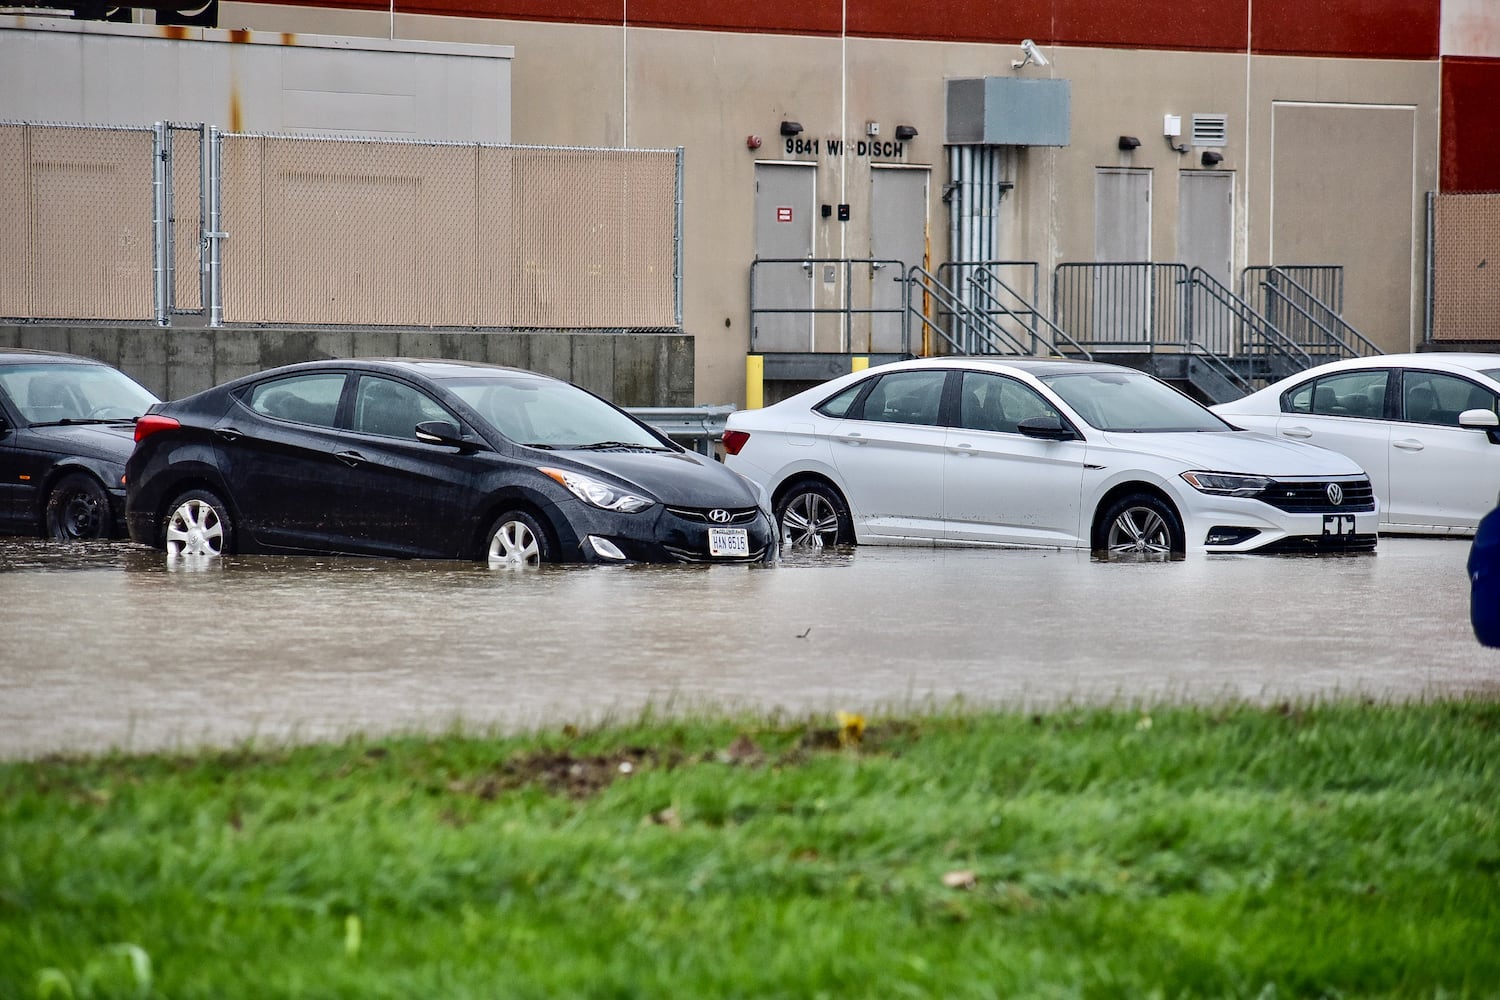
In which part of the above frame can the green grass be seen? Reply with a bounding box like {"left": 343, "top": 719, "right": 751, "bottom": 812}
{"left": 2, "top": 701, "right": 1497, "bottom": 998}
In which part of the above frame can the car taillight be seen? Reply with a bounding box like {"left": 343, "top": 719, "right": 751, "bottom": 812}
{"left": 134, "top": 414, "right": 181, "bottom": 443}
{"left": 722, "top": 429, "right": 750, "bottom": 456}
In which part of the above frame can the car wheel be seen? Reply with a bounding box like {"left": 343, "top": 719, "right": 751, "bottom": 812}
{"left": 775, "top": 480, "right": 853, "bottom": 549}
{"left": 1096, "top": 493, "right": 1184, "bottom": 559}
{"left": 485, "top": 510, "right": 554, "bottom": 568}
{"left": 45, "top": 472, "right": 111, "bottom": 541}
{"left": 164, "top": 489, "right": 234, "bottom": 558}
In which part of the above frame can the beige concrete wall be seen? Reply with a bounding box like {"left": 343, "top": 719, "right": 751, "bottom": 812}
{"left": 218, "top": 5, "right": 1443, "bottom": 403}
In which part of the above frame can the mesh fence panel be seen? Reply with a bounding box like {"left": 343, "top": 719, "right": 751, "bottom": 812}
{"left": 169, "top": 125, "right": 203, "bottom": 314}
{"left": 0, "top": 123, "right": 155, "bottom": 322}
{"left": 223, "top": 134, "right": 678, "bottom": 329}
{"left": 1433, "top": 192, "right": 1500, "bottom": 341}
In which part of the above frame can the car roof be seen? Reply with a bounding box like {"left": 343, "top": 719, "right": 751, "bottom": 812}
{"left": 1305, "top": 352, "right": 1500, "bottom": 375}
{"left": 235, "top": 357, "right": 553, "bottom": 382}
{"left": 880, "top": 355, "right": 1140, "bottom": 378}
{"left": 0, "top": 349, "right": 113, "bottom": 367}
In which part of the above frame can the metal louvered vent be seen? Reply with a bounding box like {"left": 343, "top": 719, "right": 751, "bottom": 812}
{"left": 1193, "top": 114, "right": 1228, "bottom": 145}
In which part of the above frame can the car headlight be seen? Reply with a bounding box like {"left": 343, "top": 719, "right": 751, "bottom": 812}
{"left": 540, "top": 467, "right": 654, "bottom": 513}
{"left": 1180, "top": 471, "right": 1273, "bottom": 497}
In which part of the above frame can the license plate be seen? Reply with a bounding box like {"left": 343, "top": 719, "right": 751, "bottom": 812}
{"left": 1322, "top": 514, "right": 1357, "bottom": 537}
{"left": 709, "top": 526, "right": 750, "bottom": 557}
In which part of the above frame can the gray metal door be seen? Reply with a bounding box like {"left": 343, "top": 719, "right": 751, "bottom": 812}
{"left": 1179, "top": 170, "right": 1233, "bottom": 285}
{"left": 752, "top": 162, "right": 816, "bottom": 352}
{"left": 1093, "top": 168, "right": 1152, "bottom": 346}
{"left": 869, "top": 166, "right": 928, "bottom": 354}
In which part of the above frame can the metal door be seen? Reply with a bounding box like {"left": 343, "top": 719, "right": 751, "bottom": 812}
{"left": 1178, "top": 170, "right": 1232, "bottom": 285}
{"left": 1179, "top": 170, "right": 1233, "bottom": 350}
{"left": 1093, "top": 168, "right": 1152, "bottom": 346}
{"left": 869, "top": 167, "right": 929, "bottom": 354}
{"left": 752, "top": 162, "right": 816, "bottom": 352}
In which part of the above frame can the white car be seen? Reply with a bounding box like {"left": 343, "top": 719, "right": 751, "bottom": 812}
{"left": 1212, "top": 353, "right": 1500, "bottom": 535}
{"left": 723, "top": 357, "right": 1378, "bottom": 557}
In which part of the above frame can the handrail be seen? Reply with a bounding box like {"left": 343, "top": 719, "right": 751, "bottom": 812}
{"left": 1183, "top": 339, "right": 1251, "bottom": 397}
{"left": 965, "top": 269, "right": 1094, "bottom": 360}
{"left": 748, "top": 257, "right": 907, "bottom": 353}
{"left": 905, "top": 264, "right": 1031, "bottom": 356}
{"left": 1185, "top": 267, "right": 1311, "bottom": 374}
{"left": 1258, "top": 267, "right": 1383, "bottom": 360}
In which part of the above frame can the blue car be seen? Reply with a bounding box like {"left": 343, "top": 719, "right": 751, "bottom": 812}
{"left": 1471, "top": 497, "right": 1500, "bottom": 647}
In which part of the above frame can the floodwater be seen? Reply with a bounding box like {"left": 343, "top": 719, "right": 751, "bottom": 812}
{"left": 2, "top": 536, "right": 1495, "bottom": 759}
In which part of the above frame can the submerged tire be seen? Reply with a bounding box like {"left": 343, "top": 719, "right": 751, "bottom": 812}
{"left": 1095, "top": 492, "right": 1184, "bottom": 559}
{"left": 775, "top": 480, "right": 853, "bottom": 549}
{"left": 164, "top": 489, "right": 234, "bottom": 558}
{"left": 45, "top": 472, "right": 111, "bottom": 541}
{"left": 485, "top": 509, "right": 555, "bottom": 568}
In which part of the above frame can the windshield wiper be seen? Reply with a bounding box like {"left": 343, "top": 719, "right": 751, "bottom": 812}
{"left": 517, "top": 442, "right": 557, "bottom": 450}
{"left": 29, "top": 417, "right": 137, "bottom": 427}
{"left": 572, "top": 440, "right": 666, "bottom": 451}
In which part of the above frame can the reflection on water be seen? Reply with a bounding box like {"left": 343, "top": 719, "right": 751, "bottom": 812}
{"left": 1, "top": 537, "right": 1495, "bottom": 758}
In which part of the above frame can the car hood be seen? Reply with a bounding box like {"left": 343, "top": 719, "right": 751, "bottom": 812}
{"left": 561, "top": 449, "right": 762, "bottom": 507}
{"left": 24, "top": 422, "right": 137, "bottom": 465}
{"left": 1094, "top": 430, "right": 1364, "bottom": 477}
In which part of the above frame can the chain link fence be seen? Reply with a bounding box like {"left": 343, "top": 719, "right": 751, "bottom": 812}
{"left": 0, "top": 122, "right": 156, "bottom": 322}
{"left": 1, "top": 121, "right": 682, "bottom": 330}
{"left": 1431, "top": 192, "right": 1500, "bottom": 342}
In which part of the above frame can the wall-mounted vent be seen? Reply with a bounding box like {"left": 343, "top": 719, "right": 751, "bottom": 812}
{"left": 1192, "top": 114, "right": 1228, "bottom": 145}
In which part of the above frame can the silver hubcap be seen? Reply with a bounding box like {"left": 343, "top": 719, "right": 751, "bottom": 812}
{"left": 1107, "top": 506, "right": 1172, "bottom": 555}
{"left": 165, "top": 499, "right": 225, "bottom": 557}
{"left": 781, "top": 492, "right": 840, "bottom": 548}
{"left": 488, "top": 519, "right": 541, "bottom": 568}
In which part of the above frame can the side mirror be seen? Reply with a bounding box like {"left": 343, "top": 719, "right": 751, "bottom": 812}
{"left": 1017, "top": 415, "right": 1077, "bottom": 441}
{"left": 414, "top": 420, "right": 471, "bottom": 447}
{"left": 1459, "top": 408, "right": 1499, "bottom": 429}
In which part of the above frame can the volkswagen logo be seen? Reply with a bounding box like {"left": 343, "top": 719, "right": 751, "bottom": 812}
{"left": 1326, "top": 483, "right": 1343, "bottom": 506}
{"left": 708, "top": 508, "right": 733, "bottom": 523}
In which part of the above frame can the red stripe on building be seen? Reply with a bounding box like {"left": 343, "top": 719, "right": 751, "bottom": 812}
{"left": 1442, "top": 57, "right": 1500, "bottom": 193}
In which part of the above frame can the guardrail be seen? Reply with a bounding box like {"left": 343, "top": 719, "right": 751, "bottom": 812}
{"left": 626, "top": 404, "right": 736, "bottom": 456}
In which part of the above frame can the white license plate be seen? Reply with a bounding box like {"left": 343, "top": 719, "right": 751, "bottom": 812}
{"left": 1322, "top": 514, "right": 1357, "bottom": 536}
{"left": 709, "top": 526, "right": 750, "bottom": 557}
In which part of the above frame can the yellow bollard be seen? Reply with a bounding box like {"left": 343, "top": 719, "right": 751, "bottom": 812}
{"left": 851, "top": 356, "right": 869, "bottom": 372}
{"left": 745, "top": 354, "right": 764, "bottom": 409}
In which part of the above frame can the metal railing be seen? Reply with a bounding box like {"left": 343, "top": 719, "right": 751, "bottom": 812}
{"left": 626, "top": 404, "right": 735, "bottom": 456}
{"left": 932, "top": 261, "right": 1093, "bottom": 360}
{"left": 1243, "top": 265, "right": 1381, "bottom": 361}
{"left": 748, "top": 257, "right": 907, "bottom": 354}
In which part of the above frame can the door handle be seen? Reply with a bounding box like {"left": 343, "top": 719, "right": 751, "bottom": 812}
{"left": 835, "top": 432, "right": 866, "bottom": 446}
{"left": 1393, "top": 439, "right": 1425, "bottom": 452}
{"left": 334, "top": 450, "right": 365, "bottom": 466}
{"left": 214, "top": 427, "right": 242, "bottom": 443}
{"left": 950, "top": 442, "right": 975, "bottom": 456}
{"left": 1281, "top": 427, "right": 1312, "bottom": 439}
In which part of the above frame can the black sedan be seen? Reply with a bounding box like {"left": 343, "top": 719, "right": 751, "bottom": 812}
{"left": 0, "top": 349, "right": 161, "bottom": 540}
{"left": 125, "top": 358, "right": 776, "bottom": 566}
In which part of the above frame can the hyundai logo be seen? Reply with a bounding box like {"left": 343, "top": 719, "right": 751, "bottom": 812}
{"left": 1326, "top": 483, "right": 1343, "bottom": 506}
{"left": 708, "top": 508, "right": 733, "bottom": 523}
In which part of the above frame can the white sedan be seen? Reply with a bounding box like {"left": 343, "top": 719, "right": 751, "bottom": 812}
{"left": 723, "top": 357, "right": 1378, "bottom": 557}
{"left": 1212, "top": 353, "right": 1500, "bottom": 535}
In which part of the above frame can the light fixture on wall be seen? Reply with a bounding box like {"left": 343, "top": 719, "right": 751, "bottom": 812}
{"left": 1118, "top": 135, "right": 1141, "bottom": 150}
{"left": 1201, "top": 150, "right": 1224, "bottom": 166}
{"left": 894, "top": 124, "right": 918, "bottom": 141}
{"left": 780, "top": 120, "right": 804, "bottom": 136}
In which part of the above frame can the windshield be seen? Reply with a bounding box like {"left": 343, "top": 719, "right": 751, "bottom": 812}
{"left": 0, "top": 363, "right": 159, "bottom": 424}
{"left": 1040, "top": 370, "right": 1230, "bottom": 433}
{"left": 441, "top": 374, "right": 667, "bottom": 450}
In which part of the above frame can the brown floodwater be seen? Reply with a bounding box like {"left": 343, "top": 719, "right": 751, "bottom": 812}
{"left": 1, "top": 536, "right": 1495, "bottom": 759}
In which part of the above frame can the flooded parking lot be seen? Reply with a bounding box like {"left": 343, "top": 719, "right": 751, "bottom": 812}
{"left": 2, "top": 536, "right": 1495, "bottom": 759}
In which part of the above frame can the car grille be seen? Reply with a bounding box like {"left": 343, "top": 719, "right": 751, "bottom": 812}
{"left": 663, "top": 542, "right": 771, "bottom": 563}
{"left": 664, "top": 506, "right": 761, "bottom": 525}
{"left": 1259, "top": 479, "right": 1375, "bottom": 513}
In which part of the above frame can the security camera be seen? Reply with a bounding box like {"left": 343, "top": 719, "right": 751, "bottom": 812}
{"left": 1011, "top": 38, "right": 1050, "bottom": 69}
